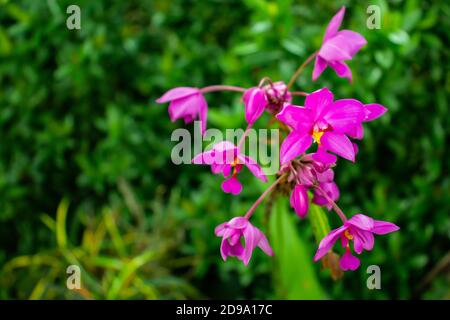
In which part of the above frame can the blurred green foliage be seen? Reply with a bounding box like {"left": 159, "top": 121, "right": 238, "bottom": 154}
{"left": 0, "top": 0, "right": 449, "bottom": 299}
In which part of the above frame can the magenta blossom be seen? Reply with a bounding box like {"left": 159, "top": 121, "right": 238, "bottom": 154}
{"left": 243, "top": 81, "right": 293, "bottom": 124}
{"left": 264, "top": 81, "right": 292, "bottom": 112}
{"left": 215, "top": 217, "right": 273, "bottom": 265}
{"left": 288, "top": 154, "right": 338, "bottom": 217}
{"left": 276, "top": 87, "right": 365, "bottom": 165}
{"left": 290, "top": 185, "right": 309, "bottom": 218}
{"left": 313, "top": 6, "right": 367, "bottom": 82}
{"left": 156, "top": 87, "right": 208, "bottom": 134}
{"left": 243, "top": 87, "right": 267, "bottom": 124}
{"left": 192, "top": 141, "right": 267, "bottom": 195}
{"left": 314, "top": 214, "right": 399, "bottom": 271}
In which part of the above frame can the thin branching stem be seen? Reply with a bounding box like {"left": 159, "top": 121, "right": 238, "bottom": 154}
{"left": 244, "top": 175, "right": 285, "bottom": 219}
{"left": 200, "top": 85, "right": 246, "bottom": 93}
{"left": 287, "top": 52, "right": 318, "bottom": 90}
{"left": 314, "top": 185, "right": 348, "bottom": 223}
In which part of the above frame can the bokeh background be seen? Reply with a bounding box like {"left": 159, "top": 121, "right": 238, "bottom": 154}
{"left": 0, "top": 0, "right": 449, "bottom": 299}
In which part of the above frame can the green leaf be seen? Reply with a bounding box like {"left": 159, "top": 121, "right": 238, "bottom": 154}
{"left": 308, "top": 203, "right": 331, "bottom": 244}
{"left": 0, "top": 27, "right": 12, "bottom": 56}
{"left": 269, "top": 196, "right": 326, "bottom": 299}
{"left": 56, "top": 199, "right": 69, "bottom": 249}
{"left": 107, "top": 250, "right": 157, "bottom": 299}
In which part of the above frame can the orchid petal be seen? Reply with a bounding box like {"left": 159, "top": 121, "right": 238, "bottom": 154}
{"left": 237, "top": 155, "right": 267, "bottom": 182}
{"left": 324, "top": 99, "right": 364, "bottom": 133}
{"left": 321, "top": 132, "right": 355, "bottom": 162}
{"left": 339, "top": 250, "right": 360, "bottom": 271}
{"left": 221, "top": 164, "right": 232, "bottom": 177}
{"left": 372, "top": 220, "right": 400, "bottom": 235}
{"left": 328, "top": 61, "right": 353, "bottom": 82}
{"left": 316, "top": 168, "right": 334, "bottom": 183}
{"left": 312, "top": 56, "right": 328, "bottom": 81}
{"left": 312, "top": 147, "right": 337, "bottom": 165}
{"left": 279, "top": 131, "right": 313, "bottom": 165}
{"left": 305, "top": 88, "right": 334, "bottom": 121}
{"left": 192, "top": 150, "right": 215, "bottom": 165}
{"left": 156, "top": 87, "right": 199, "bottom": 103}
{"left": 334, "top": 30, "right": 367, "bottom": 57}
{"left": 221, "top": 176, "right": 242, "bottom": 195}
{"left": 276, "top": 104, "right": 312, "bottom": 131}
{"left": 352, "top": 142, "right": 359, "bottom": 156}
{"left": 214, "top": 222, "right": 228, "bottom": 237}
{"left": 361, "top": 230, "right": 375, "bottom": 251}
{"left": 364, "top": 103, "right": 388, "bottom": 122}
{"left": 167, "top": 95, "right": 199, "bottom": 122}
{"left": 353, "top": 232, "right": 364, "bottom": 254}
{"left": 227, "top": 217, "right": 248, "bottom": 229}
{"left": 353, "top": 229, "right": 374, "bottom": 254}
{"left": 346, "top": 214, "right": 374, "bottom": 231}
{"left": 324, "top": 6, "right": 346, "bottom": 41}
{"left": 229, "top": 242, "right": 245, "bottom": 259}
{"left": 320, "top": 30, "right": 366, "bottom": 62}
{"left": 257, "top": 230, "right": 274, "bottom": 257}
{"left": 213, "top": 141, "right": 237, "bottom": 152}
{"left": 244, "top": 87, "right": 267, "bottom": 124}
{"left": 220, "top": 239, "right": 230, "bottom": 261}
{"left": 242, "top": 224, "right": 259, "bottom": 265}
{"left": 290, "top": 184, "right": 309, "bottom": 218}
{"left": 314, "top": 225, "right": 347, "bottom": 261}
{"left": 346, "top": 123, "right": 364, "bottom": 140}
{"left": 319, "top": 40, "right": 352, "bottom": 61}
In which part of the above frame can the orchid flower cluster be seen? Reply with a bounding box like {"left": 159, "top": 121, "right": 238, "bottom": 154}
{"left": 156, "top": 7, "right": 399, "bottom": 272}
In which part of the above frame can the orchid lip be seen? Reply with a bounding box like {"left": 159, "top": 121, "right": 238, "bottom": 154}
{"left": 312, "top": 130, "right": 324, "bottom": 144}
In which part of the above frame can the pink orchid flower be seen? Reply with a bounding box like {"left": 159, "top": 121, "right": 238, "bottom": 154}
{"left": 289, "top": 154, "right": 338, "bottom": 217}
{"left": 243, "top": 87, "right": 267, "bottom": 125}
{"left": 313, "top": 6, "right": 367, "bottom": 82}
{"left": 192, "top": 141, "right": 267, "bottom": 195}
{"left": 215, "top": 217, "right": 273, "bottom": 265}
{"left": 276, "top": 87, "right": 365, "bottom": 165}
{"left": 264, "top": 81, "right": 292, "bottom": 112}
{"left": 314, "top": 214, "right": 400, "bottom": 271}
{"left": 156, "top": 87, "right": 208, "bottom": 134}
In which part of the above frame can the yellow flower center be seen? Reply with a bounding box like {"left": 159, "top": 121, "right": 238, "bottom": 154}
{"left": 231, "top": 157, "right": 239, "bottom": 175}
{"left": 344, "top": 229, "right": 353, "bottom": 240}
{"left": 312, "top": 130, "right": 324, "bottom": 144}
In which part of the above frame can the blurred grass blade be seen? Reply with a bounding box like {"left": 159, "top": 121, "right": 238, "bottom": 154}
{"left": 103, "top": 208, "right": 127, "bottom": 257}
{"left": 107, "top": 250, "right": 156, "bottom": 299}
{"left": 133, "top": 276, "right": 159, "bottom": 300}
{"left": 56, "top": 199, "right": 69, "bottom": 249}
{"left": 88, "top": 256, "right": 125, "bottom": 270}
{"left": 40, "top": 214, "right": 56, "bottom": 232}
{"left": 269, "top": 197, "right": 326, "bottom": 299}
{"left": 0, "top": 27, "right": 12, "bottom": 56}
{"left": 308, "top": 202, "right": 331, "bottom": 243}
{"left": 3, "top": 255, "right": 60, "bottom": 271}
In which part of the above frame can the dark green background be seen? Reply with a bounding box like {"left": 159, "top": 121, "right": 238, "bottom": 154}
{"left": 0, "top": 0, "right": 448, "bottom": 299}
